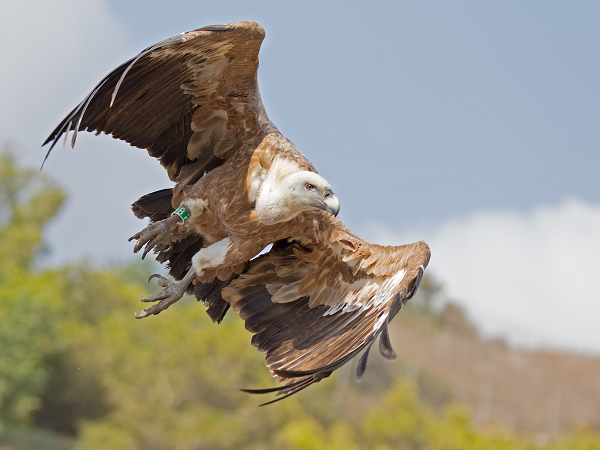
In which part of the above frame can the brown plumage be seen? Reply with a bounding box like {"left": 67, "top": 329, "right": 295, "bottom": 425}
{"left": 43, "top": 21, "right": 431, "bottom": 404}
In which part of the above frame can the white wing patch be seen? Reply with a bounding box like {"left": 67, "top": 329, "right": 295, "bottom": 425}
{"left": 192, "top": 237, "right": 231, "bottom": 275}
{"left": 373, "top": 311, "right": 389, "bottom": 332}
{"left": 322, "top": 268, "right": 406, "bottom": 316}
{"left": 267, "top": 266, "right": 408, "bottom": 319}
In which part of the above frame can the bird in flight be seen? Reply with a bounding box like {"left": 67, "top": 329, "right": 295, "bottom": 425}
{"left": 44, "top": 21, "right": 430, "bottom": 404}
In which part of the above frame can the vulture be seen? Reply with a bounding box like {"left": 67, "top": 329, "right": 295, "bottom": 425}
{"left": 43, "top": 21, "right": 431, "bottom": 404}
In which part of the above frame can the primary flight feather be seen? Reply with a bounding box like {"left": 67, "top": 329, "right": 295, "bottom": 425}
{"left": 43, "top": 21, "right": 430, "bottom": 404}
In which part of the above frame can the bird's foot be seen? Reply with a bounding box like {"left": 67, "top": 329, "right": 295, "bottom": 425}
{"left": 135, "top": 269, "right": 195, "bottom": 319}
{"left": 129, "top": 215, "right": 179, "bottom": 259}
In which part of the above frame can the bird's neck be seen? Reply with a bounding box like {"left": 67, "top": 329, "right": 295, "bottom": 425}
{"left": 255, "top": 180, "right": 297, "bottom": 225}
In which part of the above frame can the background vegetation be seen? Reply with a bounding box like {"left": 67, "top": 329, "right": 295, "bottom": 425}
{"left": 1, "top": 148, "right": 599, "bottom": 450}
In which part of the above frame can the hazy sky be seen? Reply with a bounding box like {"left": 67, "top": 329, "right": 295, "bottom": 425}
{"left": 2, "top": 1, "right": 599, "bottom": 353}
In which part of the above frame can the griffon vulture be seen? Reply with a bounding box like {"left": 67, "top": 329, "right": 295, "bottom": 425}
{"left": 43, "top": 21, "right": 431, "bottom": 404}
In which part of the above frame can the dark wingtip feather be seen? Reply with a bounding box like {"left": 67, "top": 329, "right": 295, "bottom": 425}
{"left": 241, "top": 376, "right": 319, "bottom": 406}
{"left": 40, "top": 147, "right": 53, "bottom": 170}
{"left": 378, "top": 321, "right": 397, "bottom": 361}
{"left": 41, "top": 33, "right": 183, "bottom": 164}
{"left": 41, "top": 115, "right": 78, "bottom": 169}
{"left": 256, "top": 388, "right": 309, "bottom": 406}
{"left": 355, "top": 340, "right": 375, "bottom": 382}
{"left": 240, "top": 377, "right": 310, "bottom": 395}
{"left": 410, "top": 266, "right": 425, "bottom": 299}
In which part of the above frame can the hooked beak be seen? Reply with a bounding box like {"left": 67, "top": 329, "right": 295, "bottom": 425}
{"left": 322, "top": 189, "right": 340, "bottom": 217}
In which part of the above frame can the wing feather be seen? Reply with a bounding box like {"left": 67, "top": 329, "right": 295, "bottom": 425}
{"left": 43, "top": 21, "right": 277, "bottom": 187}
{"left": 222, "top": 233, "right": 430, "bottom": 401}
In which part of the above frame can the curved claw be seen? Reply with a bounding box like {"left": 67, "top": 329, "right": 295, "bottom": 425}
{"left": 128, "top": 230, "right": 143, "bottom": 242}
{"left": 148, "top": 273, "right": 163, "bottom": 283}
{"left": 142, "top": 235, "right": 161, "bottom": 259}
{"left": 133, "top": 234, "right": 150, "bottom": 254}
{"left": 135, "top": 306, "right": 160, "bottom": 319}
{"left": 147, "top": 273, "right": 171, "bottom": 289}
{"left": 141, "top": 243, "right": 152, "bottom": 259}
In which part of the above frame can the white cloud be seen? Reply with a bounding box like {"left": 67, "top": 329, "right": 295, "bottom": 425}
{"left": 363, "top": 199, "right": 600, "bottom": 355}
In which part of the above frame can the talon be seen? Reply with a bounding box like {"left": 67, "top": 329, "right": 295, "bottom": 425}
{"left": 133, "top": 239, "right": 144, "bottom": 253}
{"left": 134, "top": 236, "right": 147, "bottom": 253}
{"left": 143, "top": 235, "right": 163, "bottom": 259}
{"left": 135, "top": 268, "right": 196, "bottom": 318}
{"left": 135, "top": 308, "right": 154, "bottom": 319}
{"left": 148, "top": 273, "right": 162, "bottom": 283}
{"left": 142, "top": 242, "right": 153, "bottom": 259}
{"left": 128, "top": 232, "right": 140, "bottom": 242}
{"left": 147, "top": 273, "right": 171, "bottom": 288}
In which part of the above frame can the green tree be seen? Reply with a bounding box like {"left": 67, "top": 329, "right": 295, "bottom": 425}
{"left": 0, "top": 148, "right": 66, "bottom": 433}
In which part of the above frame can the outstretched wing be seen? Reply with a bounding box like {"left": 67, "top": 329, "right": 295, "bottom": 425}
{"left": 43, "top": 21, "right": 276, "bottom": 189}
{"left": 222, "top": 224, "right": 431, "bottom": 404}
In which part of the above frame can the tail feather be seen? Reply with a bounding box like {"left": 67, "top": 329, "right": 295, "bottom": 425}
{"left": 131, "top": 188, "right": 175, "bottom": 221}
{"left": 194, "top": 275, "right": 237, "bottom": 324}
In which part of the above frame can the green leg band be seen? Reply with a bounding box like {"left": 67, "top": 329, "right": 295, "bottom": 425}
{"left": 172, "top": 206, "right": 191, "bottom": 224}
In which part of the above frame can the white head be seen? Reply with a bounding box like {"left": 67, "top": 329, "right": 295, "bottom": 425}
{"left": 255, "top": 170, "right": 340, "bottom": 225}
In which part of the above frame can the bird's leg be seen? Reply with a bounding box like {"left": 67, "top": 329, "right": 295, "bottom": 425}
{"left": 134, "top": 237, "right": 233, "bottom": 319}
{"left": 134, "top": 268, "right": 196, "bottom": 319}
{"left": 128, "top": 214, "right": 180, "bottom": 259}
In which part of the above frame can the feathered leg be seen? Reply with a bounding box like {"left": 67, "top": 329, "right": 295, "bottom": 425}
{"left": 134, "top": 237, "right": 234, "bottom": 319}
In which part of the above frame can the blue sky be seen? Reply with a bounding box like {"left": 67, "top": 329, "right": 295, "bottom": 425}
{"left": 2, "top": 0, "right": 599, "bottom": 353}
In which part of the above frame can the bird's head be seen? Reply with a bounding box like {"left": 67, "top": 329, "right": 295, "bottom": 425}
{"left": 255, "top": 170, "right": 340, "bottom": 225}
{"left": 284, "top": 171, "right": 340, "bottom": 216}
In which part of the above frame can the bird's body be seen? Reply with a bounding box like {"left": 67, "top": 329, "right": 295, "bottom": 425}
{"left": 165, "top": 133, "right": 338, "bottom": 284}
{"left": 44, "top": 21, "right": 430, "bottom": 403}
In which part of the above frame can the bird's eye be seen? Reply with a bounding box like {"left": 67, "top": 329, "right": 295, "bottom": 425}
{"left": 305, "top": 183, "right": 314, "bottom": 190}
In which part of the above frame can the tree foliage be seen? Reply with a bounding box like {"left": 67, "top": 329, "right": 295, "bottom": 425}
{"left": 0, "top": 148, "right": 67, "bottom": 433}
